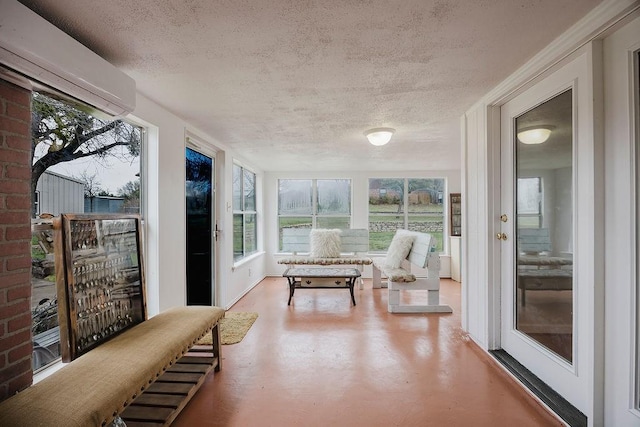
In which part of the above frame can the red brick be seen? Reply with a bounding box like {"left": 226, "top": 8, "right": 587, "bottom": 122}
{"left": 0, "top": 329, "right": 31, "bottom": 353}
{"left": 5, "top": 135, "right": 30, "bottom": 150}
{"left": 6, "top": 256, "right": 31, "bottom": 272}
{"left": 0, "top": 212, "right": 29, "bottom": 226}
{"left": 6, "top": 283, "right": 30, "bottom": 301}
{"left": 0, "top": 82, "right": 30, "bottom": 105}
{"left": 7, "top": 365, "right": 32, "bottom": 395}
{"left": 0, "top": 117, "right": 29, "bottom": 136}
{"left": 0, "top": 242, "right": 29, "bottom": 257}
{"left": 5, "top": 226, "right": 30, "bottom": 241}
{"left": 8, "top": 342, "right": 31, "bottom": 363}
{"left": 5, "top": 103, "right": 30, "bottom": 123}
{"left": 0, "top": 299, "right": 29, "bottom": 321}
{"left": 0, "top": 290, "right": 6, "bottom": 305}
{"left": 1, "top": 271, "right": 29, "bottom": 289}
{"left": 0, "top": 352, "right": 6, "bottom": 370}
{"left": 0, "top": 226, "right": 4, "bottom": 242}
{"left": 0, "top": 384, "right": 8, "bottom": 402}
{"left": 0, "top": 180, "right": 30, "bottom": 195}
{"left": 5, "top": 165, "right": 30, "bottom": 180}
{"left": 7, "top": 313, "right": 30, "bottom": 333}
{"left": 0, "top": 195, "right": 5, "bottom": 210}
{"left": 0, "top": 149, "right": 30, "bottom": 165}
{"left": 6, "top": 195, "right": 30, "bottom": 210}
{"left": 0, "top": 271, "right": 29, "bottom": 289}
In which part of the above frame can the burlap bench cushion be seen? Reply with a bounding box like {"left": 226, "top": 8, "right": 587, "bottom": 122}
{"left": 0, "top": 305, "right": 225, "bottom": 427}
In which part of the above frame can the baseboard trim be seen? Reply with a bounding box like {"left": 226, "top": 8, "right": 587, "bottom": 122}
{"left": 490, "top": 349, "right": 587, "bottom": 427}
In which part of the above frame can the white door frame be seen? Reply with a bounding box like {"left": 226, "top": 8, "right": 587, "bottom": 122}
{"left": 494, "top": 45, "right": 604, "bottom": 421}
{"left": 185, "top": 133, "right": 220, "bottom": 306}
{"left": 603, "top": 14, "right": 640, "bottom": 425}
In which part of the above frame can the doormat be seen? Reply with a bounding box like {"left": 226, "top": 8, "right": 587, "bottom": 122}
{"left": 198, "top": 311, "right": 258, "bottom": 345}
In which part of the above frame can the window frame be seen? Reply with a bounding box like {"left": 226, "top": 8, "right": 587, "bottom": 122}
{"left": 516, "top": 176, "right": 543, "bottom": 229}
{"left": 30, "top": 89, "right": 145, "bottom": 374}
{"left": 277, "top": 178, "right": 352, "bottom": 251}
{"left": 368, "top": 177, "right": 446, "bottom": 253}
{"left": 233, "top": 163, "right": 258, "bottom": 261}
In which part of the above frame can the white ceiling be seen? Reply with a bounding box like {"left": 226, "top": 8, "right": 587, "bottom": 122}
{"left": 19, "top": 0, "right": 602, "bottom": 172}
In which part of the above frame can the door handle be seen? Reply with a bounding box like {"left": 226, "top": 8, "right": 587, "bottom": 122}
{"left": 496, "top": 233, "right": 507, "bottom": 241}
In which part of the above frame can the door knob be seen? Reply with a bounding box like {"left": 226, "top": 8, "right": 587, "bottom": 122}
{"left": 496, "top": 233, "right": 507, "bottom": 241}
{"left": 500, "top": 214, "right": 508, "bottom": 222}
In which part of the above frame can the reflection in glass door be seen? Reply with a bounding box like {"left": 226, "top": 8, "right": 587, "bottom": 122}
{"left": 514, "top": 90, "right": 574, "bottom": 362}
{"left": 185, "top": 147, "right": 214, "bottom": 306}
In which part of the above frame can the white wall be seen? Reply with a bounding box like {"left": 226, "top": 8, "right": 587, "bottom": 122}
{"left": 263, "top": 169, "right": 461, "bottom": 279}
{"left": 462, "top": 2, "right": 638, "bottom": 425}
{"left": 131, "top": 94, "right": 266, "bottom": 314}
{"left": 602, "top": 14, "right": 640, "bottom": 426}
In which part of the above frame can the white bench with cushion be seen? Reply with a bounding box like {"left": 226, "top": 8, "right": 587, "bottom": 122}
{"left": 372, "top": 229, "right": 452, "bottom": 313}
{"left": 278, "top": 228, "right": 372, "bottom": 288}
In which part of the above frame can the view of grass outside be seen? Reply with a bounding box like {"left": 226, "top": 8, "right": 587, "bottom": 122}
{"left": 278, "top": 179, "right": 351, "bottom": 250}
{"left": 369, "top": 178, "right": 445, "bottom": 252}
{"left": 233, "top": 164, "right": 257, "bottom": 261}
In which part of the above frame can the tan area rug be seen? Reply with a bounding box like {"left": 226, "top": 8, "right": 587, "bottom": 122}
{"left": 198, "top": 311, "right": 258, "bottom": 345}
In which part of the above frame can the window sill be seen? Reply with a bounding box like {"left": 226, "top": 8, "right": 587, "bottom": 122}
{"left": 33, "top": 359, "right": 64, "bottom": 384}
{"left": 232, "top": 251, "right": 264, "bottom": 270}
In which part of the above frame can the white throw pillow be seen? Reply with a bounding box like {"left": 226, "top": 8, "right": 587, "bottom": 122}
{"left": 384, "top": 230, "right": 415, "bottom": 268}
{"left": 309, "top": 229, "right": 342, "bottom": 258}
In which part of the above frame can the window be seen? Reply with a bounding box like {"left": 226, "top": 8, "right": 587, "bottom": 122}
{"left": 30, "top": 91, "right": 143, "bottom": 372}
{"left": 278, "top": 179, "right": 351, "bottom": 250}
{"left": 368, "top": 178, "right": 445, "bottom": 252}
{"left": 233, "top": 164, "right": 257, "bottom": 260}
{"left": 517, "top": 177, "right": 542, "bottom": 228}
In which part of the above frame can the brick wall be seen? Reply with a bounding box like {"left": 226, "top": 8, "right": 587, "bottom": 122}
{"left": 0, "top": 78, "right": 33, "bottom": 400}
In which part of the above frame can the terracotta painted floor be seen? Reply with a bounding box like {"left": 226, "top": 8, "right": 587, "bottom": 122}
{"left": 173, "top": 278, "right": 563, "bottom": 427}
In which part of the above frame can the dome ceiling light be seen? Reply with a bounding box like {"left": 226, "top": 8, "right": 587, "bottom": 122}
{"left": 364, "top": 128, "right": 395, "bottom": 146}
{"left": 517, "top": 126, "right": 552, "bottom": 145}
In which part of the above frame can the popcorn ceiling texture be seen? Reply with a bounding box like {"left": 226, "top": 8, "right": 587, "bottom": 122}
{"left": 20, "top": 0, "right": 600, "bottom": 171}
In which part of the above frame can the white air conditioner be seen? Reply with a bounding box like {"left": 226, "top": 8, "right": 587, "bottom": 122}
{"left": 0, "top": 0, "right": 135, "bottom": 116}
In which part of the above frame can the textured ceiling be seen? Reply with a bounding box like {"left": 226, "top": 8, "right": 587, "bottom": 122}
{"left": 19, "top": 0, "right": 602, "bottom": 172}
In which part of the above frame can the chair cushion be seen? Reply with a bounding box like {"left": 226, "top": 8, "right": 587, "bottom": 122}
{"left": 310, "top": 228, "right": 342, "bottom": 258}
{"left": 385, "top": 230, "right": 415, "bottom": 268}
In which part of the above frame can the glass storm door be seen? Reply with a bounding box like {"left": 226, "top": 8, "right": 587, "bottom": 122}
{"left": 185, "top": 147, "right": 215, "bottom": 306}
{"left": 499, "top": 52, "right": 594, "bottom": 415}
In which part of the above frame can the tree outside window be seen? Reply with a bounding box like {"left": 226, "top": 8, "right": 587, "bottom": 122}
{"left": 30, "top": 91, "right": 142, "bottom": 372}
{"left": 368, "top": 178, "right": 445, "bottom": 252}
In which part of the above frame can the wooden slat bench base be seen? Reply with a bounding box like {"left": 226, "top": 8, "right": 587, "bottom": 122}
{"left": 121, "top": 352, "right": 219, "bottom": 426}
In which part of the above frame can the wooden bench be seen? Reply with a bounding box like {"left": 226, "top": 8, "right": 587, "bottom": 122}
{"left": 278, "top": 228, "right": 372, "bottom": 288}
{"left": 372, "top": 230, "right": 452, "bottom": 313}
{"left": 0, "top": 306, "right": 224, "bottom": 427}
{"left": 0, "top": 214, "right": 226, "bottom": 426}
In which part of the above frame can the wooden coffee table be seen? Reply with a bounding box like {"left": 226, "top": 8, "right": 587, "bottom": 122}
{"left": 282, "top": 267, "right": 361, "bottom": 306}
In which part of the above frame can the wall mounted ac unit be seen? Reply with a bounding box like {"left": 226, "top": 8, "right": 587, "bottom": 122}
{"left": 0, "top": 0, "right": 135, "bottom": 116}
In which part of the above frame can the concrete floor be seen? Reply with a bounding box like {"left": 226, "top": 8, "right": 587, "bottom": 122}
{"left": 173, "top": 278, "right": 563, "bottom": 427}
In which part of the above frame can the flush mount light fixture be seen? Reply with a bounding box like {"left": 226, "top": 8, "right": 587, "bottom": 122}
{"left": 517, "top": 126, "right": 552, "bottom": 145}
{"left": 364, "top": 127, "right": 395, "bottom": 146}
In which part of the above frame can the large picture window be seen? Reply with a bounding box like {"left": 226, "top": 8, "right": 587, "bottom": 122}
{"left": 278, "top": 179, "right": 351, "bottom": 250}
{"left": 233, "top": 164, "right": 257, "bottom": 261}
{"left": 368, "top": 178, "right": 445, "bottom": 252}
{"left": 31, "top": 91, "right": 143, "bottom": 372}
{"left": 517, "top": 177, "right": 543, "bottom": 228}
